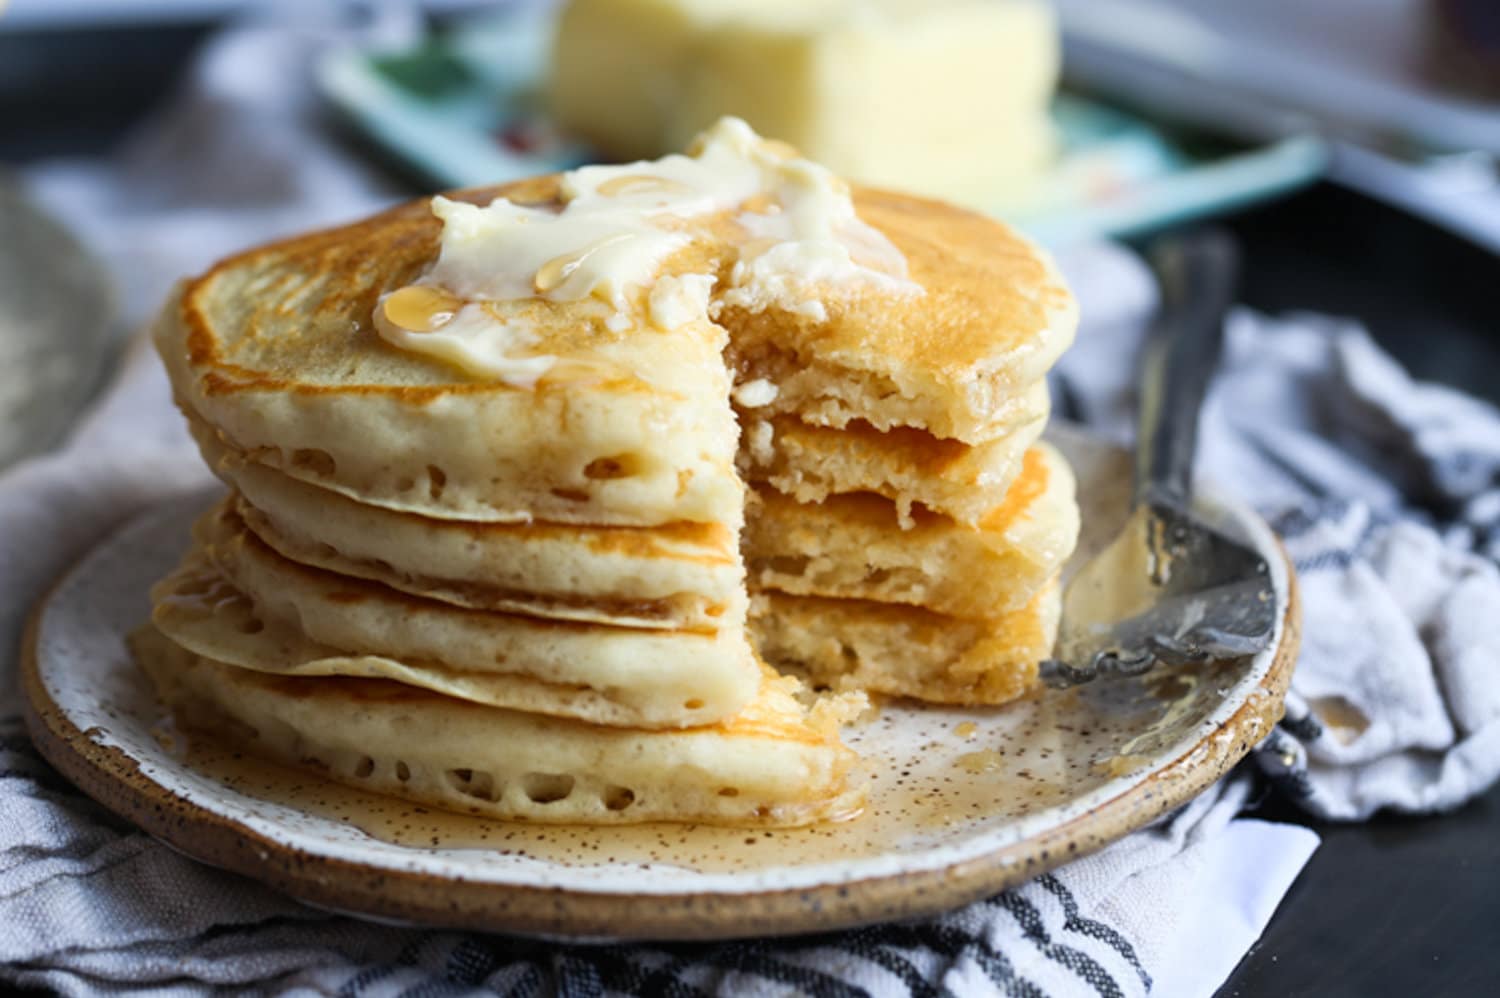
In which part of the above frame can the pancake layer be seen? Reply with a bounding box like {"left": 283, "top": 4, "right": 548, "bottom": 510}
{"left": 157, "top": 509, "right": 759, "bottom": 728}
{"left": 739, "top": 382, "right": 1049, "bottom": 528}
{"left": 191, "top": 423, "right": 741, "bottom": 632}
{"left": 722, "top": 189, "right": 1076, "bottom": 445}
{"left": 745, "top": 444, "right": 1078, "bottom": 618}
{"left": 751, "top": 580, "right": 1061, "bottom": 706}
{"left": 134, "top": 625, "right": 866, "bottom": 827}
{"left": 155, "top": 173, "right": 749, "bottom": 528}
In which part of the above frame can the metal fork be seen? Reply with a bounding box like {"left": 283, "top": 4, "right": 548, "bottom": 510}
{"left": 1041, "top": 229, "right": 1276, "bottom": 687}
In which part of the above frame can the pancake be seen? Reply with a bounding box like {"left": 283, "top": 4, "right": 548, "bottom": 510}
{"left": 739, "top": 382, "right": 1049, "bottom": 528}
{"left": 752, "top": 579, "right": 1061, "bottom": 706}
{"left": 168, "top": 506, "right": 759, "bottom": 727}
{"left": 745, "top": 444, "right": 1078, "bottom": 618}
{"left": 133, "top": 625, "right": 867, "bottom": 827}
{"left": 153, "top": 558, "right": 739, "bottom": 729}
{"left": 154, "top": 174, "right": 744, "bottom": 528}
{"left": 192, "top": 423, "right": 742, "bottom": 632}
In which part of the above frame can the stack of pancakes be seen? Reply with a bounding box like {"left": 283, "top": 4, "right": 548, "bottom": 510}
{"left": 137, "top": 120, "right": 1079, "bottom": 828}
{"left": 139, "top": 176, "right": 863, "bottom": 828}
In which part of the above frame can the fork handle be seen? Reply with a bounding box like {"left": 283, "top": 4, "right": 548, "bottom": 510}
{"left": 1135, "top": 228, "right": 1240, "bottom": 510}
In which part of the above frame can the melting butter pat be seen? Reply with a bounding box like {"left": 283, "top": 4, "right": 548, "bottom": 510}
{"left": 552, "top": 0, "right": 1060, "bottom": 210}
{"left": 424, "top": 196, "right": 692, "bottom": 312}
{"left": 648, "top": 273, "right": 717, "bottom": 330}
{"left": 373, "top": 300, "right": 557, "bottom": 385}
{"left": 373, "top": 117, "right": 919, "bottom": 383}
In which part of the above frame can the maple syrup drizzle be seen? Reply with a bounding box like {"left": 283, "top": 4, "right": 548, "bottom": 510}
{"left": 380, "top": 285, "right": 464, "bottom": 333}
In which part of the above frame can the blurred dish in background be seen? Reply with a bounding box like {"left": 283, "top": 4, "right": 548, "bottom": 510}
{"left": 1055, "top": 0, "right": 1500, "bottom": 157}
{"left": 317, "top": 3, "right": 1326, "bottom": 244}
{"left": 1054, "top": 0, "right": 1500, "bottom": 252}
{"left": 550, "top": 0, "right": 1060, "bottom": 213}
{"left": 0, "top": 0, "right": 494, "bottom": 29}
{"left": 0, "top": 179, "right": 115, "bottom": 471}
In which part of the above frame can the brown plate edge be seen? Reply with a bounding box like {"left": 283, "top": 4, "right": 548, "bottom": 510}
{"left": 20, "top": 549, "right": 1300, "bottom": 942}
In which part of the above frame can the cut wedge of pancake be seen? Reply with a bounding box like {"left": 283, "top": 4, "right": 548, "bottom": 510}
{"left": 745, "top": 444, "right": 1078, "bottom": 618}
{"left": 165, "top": 508, "right": 759, "bottom": 728}
{"left": 723, "top": 188, "right": 1077, "bottom": 444}
{"left": 191, "top": 424, "right": 742, "bottom": 632}
{"left": 133, "top": 625, "right": 867, "bottom": 826}
{"left": 752, "top": 579, "right": 1061, "bottom": 706}
{"left": 739, "top": 382, "right": 1049, "bottom": 528}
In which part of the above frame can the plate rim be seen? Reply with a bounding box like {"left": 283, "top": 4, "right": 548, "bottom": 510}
{"left": 20, "top": 519, "right": 1299, "bottom": 942}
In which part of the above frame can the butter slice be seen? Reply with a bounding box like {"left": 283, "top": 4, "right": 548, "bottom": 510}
{"left": 372, "top": 117, "right": 920, "bottom": 383}
{"left": 551, "top": 0, "right": 1060, "bottom": 210}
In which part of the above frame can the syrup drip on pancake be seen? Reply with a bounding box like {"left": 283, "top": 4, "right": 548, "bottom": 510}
{"left": 379, "top": 286, "right": 462, "bottom": 333}
{"left": 373, "top": 117, "right": 922, "bottom": 385}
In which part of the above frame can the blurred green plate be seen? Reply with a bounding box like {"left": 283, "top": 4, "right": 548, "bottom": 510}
{"left": 318, "top": 9, "right": 1327, "bottom": 245}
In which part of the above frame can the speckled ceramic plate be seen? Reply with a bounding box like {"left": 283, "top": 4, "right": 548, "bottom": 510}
{"left": 22, "top": 427, "right": 1298, "bottom": 941}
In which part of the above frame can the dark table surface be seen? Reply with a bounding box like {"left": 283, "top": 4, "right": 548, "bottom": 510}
{"left": 3, "top": 19, "right": 1499, "bottom": 998}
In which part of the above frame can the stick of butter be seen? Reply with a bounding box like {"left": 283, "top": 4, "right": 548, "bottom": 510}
{"left": 550, "top": 0, "right": 1060, "bottom": 211}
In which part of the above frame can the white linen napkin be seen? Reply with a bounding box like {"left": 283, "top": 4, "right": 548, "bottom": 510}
{"left": 11, "top": 12, "right": 1497, "bottom": 996}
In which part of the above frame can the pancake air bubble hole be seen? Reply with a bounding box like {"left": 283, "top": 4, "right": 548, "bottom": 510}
{"left": 583, "top": 454, "right": 641, "bottom": 480}
{"left": 395, "top": 761, "right": 411, "bottom": 782}
{"left": 426, "top": 465, "right": 447, "bottom": 499}
{"left": 395, "top": 476, "right": 416, "bottom": 493}
{"left": 603, "top": 786, "right": 636, "bottom": 811}
{"left": 290, "top": 449, "right": 336, "bottom": 477}
{"left": 683, "top": 698, "right": 705, "bottom": 710}
{"left": 520, "top": 772, "right": 575, "bottom": 804}
{"left": 765, "top": 556, "right": 809, "bottom": 577}
{"left": 717, "top": 787, "right": 740, "bottom": 798}
{"left": 354, "top": 756, "right": 375, "bottom": 778}
{"left": 446, "top": 768, "right": 497, "bottom": 801}
{"left": 551, "top": 488, "right": 591, "bottom": 503}
{"left": 238, "top": 617, "right": 265, "bottom": 635}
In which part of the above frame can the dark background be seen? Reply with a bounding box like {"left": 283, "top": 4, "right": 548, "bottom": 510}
{"left": 3, "top": 19, "right": 1499, "bottom": 998}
